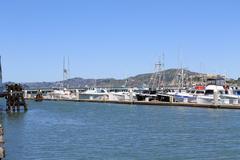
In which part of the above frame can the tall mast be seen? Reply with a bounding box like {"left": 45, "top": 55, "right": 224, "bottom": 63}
{"left": 0, "top": 56, "right": 3, "bottom": 92}
{"left": 156, "top": 58, "right": 162, "bottom": 90}
{"left": 161, "top": 52, "right": 165, "bottom": 88}
{"left": 63, "top": 56, "right": 65, "bottom": 81}
{"left": 148, "top": 55, "right": 164, "bottom": 90}
{"left": 63, "top": 56, "right": 68, "bottom": 81}
{"left": 68, "top": 56, "right": 70, "bottom": 79}
{"left": 62, "top": 56, "right": 69, "bottom": 88}
{"left": 181, "top": 67, "right": 184, "bottom": 88}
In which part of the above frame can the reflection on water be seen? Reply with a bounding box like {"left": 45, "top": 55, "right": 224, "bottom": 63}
{"left": 6, "top": 111, "right": 27, "bottom": 118}
{"left": 2, "top": 100, "right": 240, "bottom": 160}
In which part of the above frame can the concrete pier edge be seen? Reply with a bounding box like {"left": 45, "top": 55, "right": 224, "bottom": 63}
{"left": 27, "top": 98, "right": 240, "bottom": 110}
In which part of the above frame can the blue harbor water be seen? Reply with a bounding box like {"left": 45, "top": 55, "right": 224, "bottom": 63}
{"left": 1, "top": 100, "right": 240, "bottom": 160}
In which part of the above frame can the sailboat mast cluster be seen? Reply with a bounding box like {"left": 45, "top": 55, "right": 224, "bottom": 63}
{"left": 148, "top": 55, "right": 165, "bottom": 90}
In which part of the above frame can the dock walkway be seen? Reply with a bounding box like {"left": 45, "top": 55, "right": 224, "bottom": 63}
{"left": 32, "top": 98, "right": 240, "bottom": 110}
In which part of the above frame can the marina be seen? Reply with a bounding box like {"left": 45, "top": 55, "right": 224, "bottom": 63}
{"left": 13, "top": 55, "right": 240, "bottom": 110}
{"left": 1, "top": 54, "right": 240, "bottom": 160}
{"left": 23, "top": 75, "right": 240, "bottom": 110}
{"left": 1, "top": 0, "right": 240, "bottom": 159}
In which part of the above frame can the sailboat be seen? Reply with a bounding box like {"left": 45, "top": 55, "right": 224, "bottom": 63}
{"left": 136, "top": 56, "right": 171, "bottom": 102}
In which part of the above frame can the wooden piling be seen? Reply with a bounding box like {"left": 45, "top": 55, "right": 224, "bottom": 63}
{"left": 0, "top": 147, "right": 5, "bottom": 160}
{"left": 0, "top": 128, "right": 3, "bottom": 136}
{"left": 0, "top": 136, "right": 4, "bottom": 145}
{"left": 0, "top": 123, "right": 4, "bottom": 159}
{"left": 5, "top": 84, "right": 28, "bottom": 112}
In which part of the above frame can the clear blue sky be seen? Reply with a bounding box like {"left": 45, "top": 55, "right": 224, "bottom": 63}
{"left": 0, "top": 0, "right": 240, "bottom": 82}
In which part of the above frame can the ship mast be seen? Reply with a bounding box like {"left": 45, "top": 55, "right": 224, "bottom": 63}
{"left": 148, "top": 54, "right": 165, "bottom": 90}
{"left": 62, "top": 56, "right": 70, "bottom": 88}
{"left": 0, "top": 56, "right": 3, "bottom": 92}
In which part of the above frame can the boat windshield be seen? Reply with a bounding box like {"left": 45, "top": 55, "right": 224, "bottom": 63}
{"left": 205, "top": 90, "right": 214, "bottom": 95}
{"left": 196, "top": 90, "right": 204, "bottom": 94}
{"left": 207, "top": 78, "right": 225, "bottom": 86}
{"left": 235, "top": 91, "right": 240, "bottom": 95}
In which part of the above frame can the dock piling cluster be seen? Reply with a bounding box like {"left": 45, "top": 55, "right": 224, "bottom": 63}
{"left": 5, "top": 84, "right": 27, "bottom": 112}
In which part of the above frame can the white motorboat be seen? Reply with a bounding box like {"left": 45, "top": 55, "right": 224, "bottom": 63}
{"left": 168, "top": 86, "right": 205, "bottom": 103}
{"left": 45, "top": 88, "right": 77, "bottom": 100}
{"left": 108, "top": 88, "right": 136, "bottom": 101}
{"left": 79, "top": 88, "right": 108, "bottom": 100}
{"left": 196, "top": 85, "right": 224, "bottom": 104}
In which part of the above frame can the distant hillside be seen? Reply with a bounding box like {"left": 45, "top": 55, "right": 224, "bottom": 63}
{"left": 19, "top": 68, "right": 205, "bottom": 89}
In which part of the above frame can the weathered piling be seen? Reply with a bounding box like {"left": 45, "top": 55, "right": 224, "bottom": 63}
{"left": 5, "top": 84, "right": 28, "bottom": 112}
{"left": 0, "top": 147, "right": 5, "bottom": 160}
{"left": 0, "top": 124, "right": 5, "bottom": 159}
